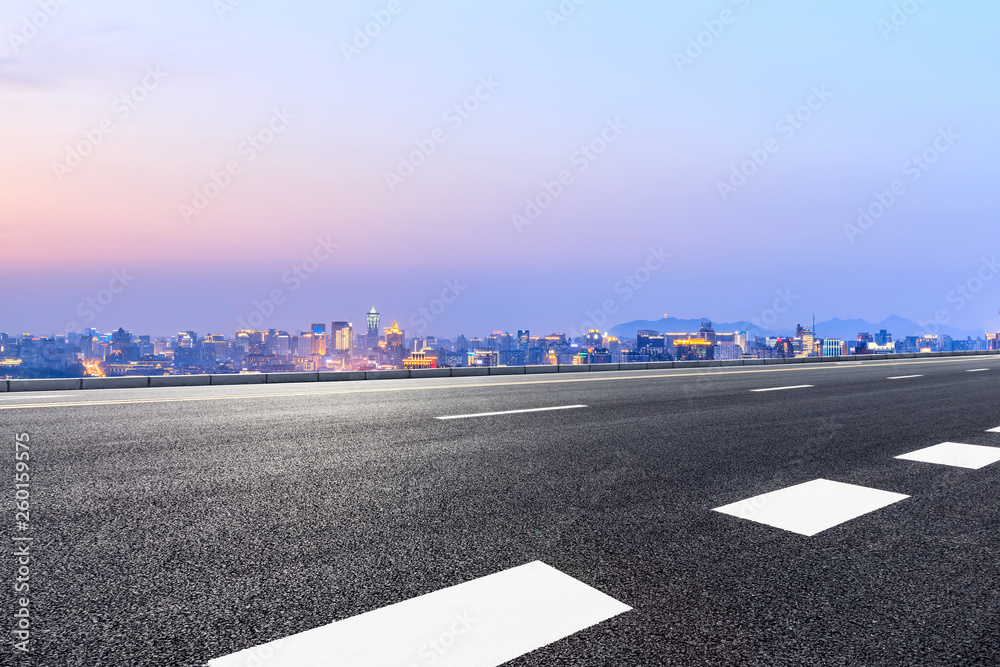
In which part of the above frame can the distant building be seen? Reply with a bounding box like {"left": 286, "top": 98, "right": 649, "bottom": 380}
{"left": 472, "top": 349, "right": 499, "bottom": 366}
{"left": 403, "top": 351, "right": 437, "bottom": 369}
{"left": 697, "top": 321, "right": 716, "bottom": 345}
{"left": 366, "top": 307, "right": 380, "bottom": 349}
{"left": 332, "top": 321, "right": 353, "bottom": 368}
{"left": 385, "top": 320, "right": 404, "bottom": 349}
{"left": 295, "top": 333, "right": 314, "bottom": 357}
{"left": 584, "top": 329, "right": 603, "bottom": 348}
{"left": 821, "top": 338, "right": 844, "bottom": 357}
{"left": 773, "top": 338, "right": 794, "bottom": 358}
{"left": 674, "top": 338, "right": 713, "bottom": 361}
{"left": 715, "top": 341, "right": 739, "bottom": 361}
{"left": 310, "top": 323, "right": 327, "bottom": 355}
{"left": 517, "top": 330, "right": 530, "bottom": 353}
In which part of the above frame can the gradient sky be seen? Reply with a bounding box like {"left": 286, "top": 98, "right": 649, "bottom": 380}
{"left": 2, "top": 1, "right": 999, "bottom": 338}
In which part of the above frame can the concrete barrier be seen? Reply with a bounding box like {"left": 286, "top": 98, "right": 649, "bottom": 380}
{"left": 267, "top": 372, "right": 318, "bottom": 384}
{"left": 589, "top": 363, "right": 620, "bottom": 372}
{"left": 150, "top": 375, "right": 211, "bottom": 388}
{"left": 210, "top": 373, "right": 267, "bottom": 385}
{"left": 9, "top": 378, "right": 82, "bottom": 392}
{"left": 82, "top": 376, "right": 150, "bottom": 390}
{"left": 557, "top": 365, "right": 590, "bottom": 372}
{"left": 451, "top": 367, "right": 490, "bottom": 377}
{"left": 488, "top": 366, "right": 524, "bottom": 376}
{"left": 0, "top": 381, "right": 6, "bottom": 393}
{"left": 407, "top": 369, "right": 452, "bottom": 379}
{"left": 318, "top": 371, "right": 367, "bottom": 382}
{"left": 366, "top": 370, "right": 408, "bottom": 380}
{"left": 8, "top": 350, "right": 997, "bottom": 393}
{"left": 619, "top": 363, "right": 647, "bottom": 371}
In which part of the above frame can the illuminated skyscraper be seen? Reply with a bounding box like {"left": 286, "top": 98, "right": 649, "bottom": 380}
{"left": 332, "top": 322, "right": 353, "bottom": 351}
{"left": 517, "top": 330, "right": 530, "bottom": 353}
{"left": 332, "top": 321, "right": 353, "bottom": 368}
{"left": 385, "top": 320, "right": 404, "bottom": 350}
{"left": 697, "top": 321, "right": 716, "bottom": 345}
{"left": 311, "top": 323, "right": 327, "bottom": 355}
{"left": 822, "top": 338, "right": 844, "bottom": 357}
{"left": 674, "top": 339, "right": 713, "bottom": 361}
{"left": 366, "top": 307, "right": 380, "bottom": 349}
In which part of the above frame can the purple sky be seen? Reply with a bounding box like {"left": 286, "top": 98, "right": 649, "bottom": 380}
{"left": 2, "top": 1, "right": 999, "bottom": 338}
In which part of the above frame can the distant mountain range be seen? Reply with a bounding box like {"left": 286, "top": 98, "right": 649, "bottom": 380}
{"left": 608, "top": 316, "right": 986, "bottom": 341}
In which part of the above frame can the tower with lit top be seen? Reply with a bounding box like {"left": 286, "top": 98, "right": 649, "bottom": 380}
{"left": 366, "top": 307, "right": 380, "bottom": 349}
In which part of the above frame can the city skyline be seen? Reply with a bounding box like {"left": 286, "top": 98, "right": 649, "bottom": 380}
{"left": 4, "top": 306, "right": 998, "bottom": 344}
{"left": 5, "top": 307, "right": 998, "bottom": 381}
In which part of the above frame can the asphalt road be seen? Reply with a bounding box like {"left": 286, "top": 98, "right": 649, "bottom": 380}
{"left": 4, "top": 355, "right": 1000, "bottom": 666}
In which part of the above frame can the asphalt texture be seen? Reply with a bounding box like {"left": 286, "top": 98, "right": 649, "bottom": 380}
{"left": 3, "top": 355, "right": 1000, "bottom": 666}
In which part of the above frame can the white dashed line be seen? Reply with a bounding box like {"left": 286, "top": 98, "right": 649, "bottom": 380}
{"left": 895, "top": 442, "right": 1000, "bottom": 469}
{"left": 437, "top": 405, "right": 587, "bottom": 420}
{"left": 966, "top": 369, "right": 990, "bottom": 372}
{"left": 887, "top": 375, "right": 923, "bottom": 380}
{"left": 713, "top": 479, "right": 909, "bottom": 537}
{"left": 207, "top": 561, "right": 630, "bottom": 667}
{"left": 750, "top": 385, "right": 814, "bottom": 393}
{"left": 989, "top": 427, "right": 1000, "bottom": 433}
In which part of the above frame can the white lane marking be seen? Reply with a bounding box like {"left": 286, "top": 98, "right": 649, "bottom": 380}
{"left": 989, "top": 427, "right": 1000, "bottom": 433}
{"left": 0, "top": 394, "right": 64, "bottom": 400}
{"left": 835, "top": 361, "right": 862, "bottom": 365}
{"left": 713, "top": 479, "right": 909, "bottom": 537}
{"left": 966, "top": 369, "right": 990, "bottom": 372}
{"left": 437, "top": 405, "right": 587, "bottom": 420}
{"left": 896, "top": 442, "right": 1000, "bottom": 469}
{"left": 207, "top": 561, "right": 630, "bottom": 667}
{"left": 887, "top": 375, "right": 923, "bottom": 380}
{"left": 750, "top": 385, "right": 814, "bottom": 392}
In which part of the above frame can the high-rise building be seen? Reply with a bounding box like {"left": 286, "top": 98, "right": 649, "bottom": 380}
{"left": 366, "top": 307, "right": 380, "bottom": 349}
{"left": 674, "top": 339, "right": 713, "bottom": 361}
{"left": 332, "top": 322, "right": 353, "bottom": 351}
{"left": 295, "top": 333, "right": 314, "bottom": 357}
{"left": 715, "top": 341, "right": 740, "bottom": 360}
{"left": 385, "top": 320, "right": 404, "bottom": 350}
{"left": 636, "top": 330, "right": 663, "bottom": 349}
{"left": 697, "top": 321, "right": 716, "bottom": 345}
{"left": 773, "top": 337, "right": 794, "bottom": 358}
{"left": 799, "top": 328, "right": 814, "bottom": 357}
{"left": 822, "top": 338, "right": 844, "bottom": 357}
{"left": 517, "top": 330, "right": 530, "bottom": 353}
{"left": 111, "top": 327, "right": 139, "bottom": 363}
